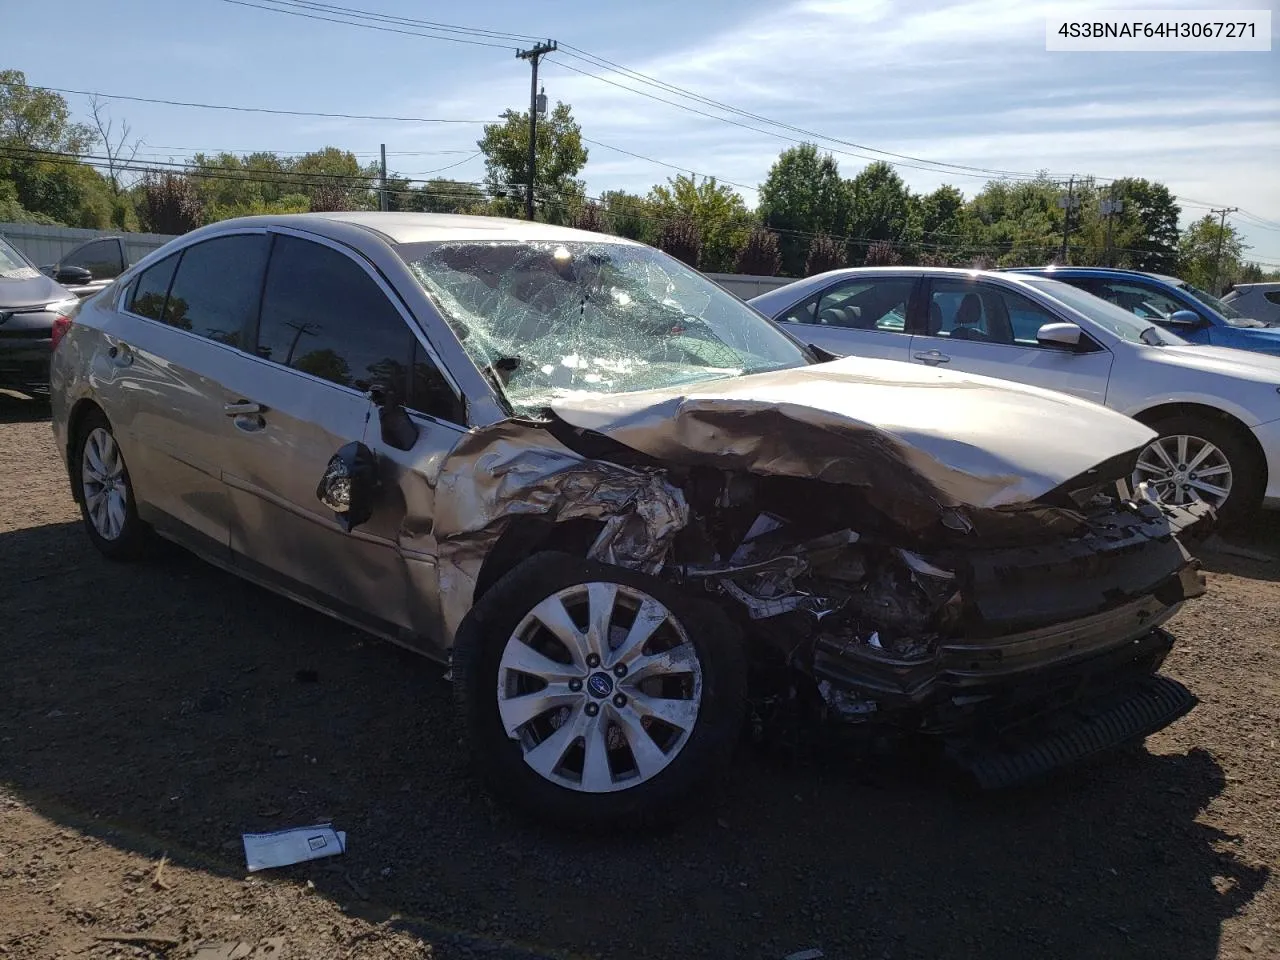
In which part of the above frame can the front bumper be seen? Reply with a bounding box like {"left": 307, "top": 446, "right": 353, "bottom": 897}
{"left": 813, "top": 502, "right": 1207, "bottom": 718}
{"left": 0, "top": 337, "right": 52, "bottom": 393}
{"left": 1251, "top": 417, "right": 1280, "bottom": 509}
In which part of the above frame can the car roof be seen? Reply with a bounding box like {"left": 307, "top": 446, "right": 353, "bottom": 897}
{"left": 1006, "top": 265, "right": 1184, "bottom": 286}
{"left": 198, "top": 211, "right": 643, "bottom": 247}
{"left": 747, "top": 265, "right": 1055, "bottom": 311}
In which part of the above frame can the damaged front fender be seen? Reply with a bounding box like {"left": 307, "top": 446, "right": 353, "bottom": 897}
{"left": 432, "top": 419, "right": 689, "bottom": 640}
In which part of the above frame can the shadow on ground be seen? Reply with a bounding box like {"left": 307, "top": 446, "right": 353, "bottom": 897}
{"left": 0, "top": 392, "right": 52, "bottom": 424}
{"left": 0, "top": 519, "right": 1268, "bottom": 960}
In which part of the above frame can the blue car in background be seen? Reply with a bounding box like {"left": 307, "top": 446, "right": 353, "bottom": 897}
{"left": 1008, "top": 267, "right": 1280, "bottom": 356}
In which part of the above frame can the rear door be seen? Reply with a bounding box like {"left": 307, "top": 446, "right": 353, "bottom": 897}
{"left": 103, "top": 231, "right": 271, "bottom": 558}
{"left": 771, "top": 275, "right": 919, "bottom": 361}
{"left": 218, "top": 231, "right": 467, "bottom": 649}
{"left": 909, "top": 276, "right": 1114, "bottom": 404}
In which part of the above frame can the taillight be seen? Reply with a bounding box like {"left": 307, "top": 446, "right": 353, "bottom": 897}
{"left": 51, "top": 313, "right": 73, "bottom": 351}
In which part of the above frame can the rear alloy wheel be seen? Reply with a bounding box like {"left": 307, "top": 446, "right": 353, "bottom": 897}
{"left": 1131, "top": 415, "right": 1263, "bottom": 527}
{"left": 454, "top": 553, "right": 745, "bottom": 828}
{"left": 72, "top": 410, "right": 151, "bottom": 560}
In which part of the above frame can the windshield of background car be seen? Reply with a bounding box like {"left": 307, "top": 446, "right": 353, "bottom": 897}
{"left": 0, "top": 236, "right": 34, "bottom": 275}
{"left": 399, "top": 239, "right": 811, "bottom": 413}
{"left": 1021, "top": 277, "right": 1189, "bottom": 345}
{"left": 1180, "top": 280, "right": 1245, "bottom": 320}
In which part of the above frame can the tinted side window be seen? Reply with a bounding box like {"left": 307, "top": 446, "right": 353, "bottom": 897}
{"left": 65, "top": 239, "right": 125, "bottom": 279}
{"left": 1090, "top": 280, "right": 1185, "bottom": 320}
{"left": 1266, "top": 292, "right": 1280, "bottom": 306}
{"left": 257, "top": 236, "right": 412, "bottom": 395}
{"left": 777, "top": 298, "right": 817, "bottom": 324}
{"left": 163, "top": 235, "right": 270, "bottom": 347}
{"left": 926, "top": 281, "right": 1066, "bottom": 347}
{"left": 411, "top": 340, "right": 465, "bottom": 424}
{"left": 816, "top": 278, "right": 913, "bottom": 331}
{"left": 127, "top": 253, "right": 179, "bottom": 321}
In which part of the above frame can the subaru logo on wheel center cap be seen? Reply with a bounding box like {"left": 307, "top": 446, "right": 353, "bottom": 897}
{"left": 586, "top": 672, "right": 614, "bottom": 699}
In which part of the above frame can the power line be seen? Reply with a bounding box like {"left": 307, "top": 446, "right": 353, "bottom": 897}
{"left": 218, "top": 0, "right": 523, "bottom": 49}
{"left": 556, "top": 44, "right": 1033, "bottom": 181}
{"left": 222, "top": 0, "right": 536, "bottom": 42}
{"left": 0, "top": 78, "right": 489, "bottom": 124}
{"left": 581, "top": 137, "right": 758, "bottom": 193}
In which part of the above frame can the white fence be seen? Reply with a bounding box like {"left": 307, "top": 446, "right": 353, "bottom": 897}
{"left": 0, "top": 223, "right": 177, "bottom": 267}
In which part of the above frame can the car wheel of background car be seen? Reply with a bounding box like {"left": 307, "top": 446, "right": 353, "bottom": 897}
{"left": 1132, "top": 414, "right": 1264, "bottom": 527}
{"left": 71, "top": 409, "right": 152, "bottom": 560}
{"left": 452, "top": 551, "right": 746, "bottom": 829}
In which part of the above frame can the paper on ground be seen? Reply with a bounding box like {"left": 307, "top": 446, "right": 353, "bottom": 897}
{"left": 242, "top": 823, "right": 347, "bottom": 872}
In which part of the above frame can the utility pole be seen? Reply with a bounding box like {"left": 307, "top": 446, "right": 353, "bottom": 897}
{"left": 1057, "top": 176, "right": 1079, "bottom": 264}
{"left": 1100, "top": 193, "right": 1124, "bottom": 267}
{"left": 379, "top": 143, "right": 388, "bottom": 212}
{"left": 1210, "top": 206, "right": 1239, "bottom": 294}
{"left": 516, "top": 40, "right": 556, "bottom": 221}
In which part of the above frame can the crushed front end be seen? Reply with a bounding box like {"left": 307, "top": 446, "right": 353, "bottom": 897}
{"left": 664, "top": 473, "right": 1211, "bottom": 788}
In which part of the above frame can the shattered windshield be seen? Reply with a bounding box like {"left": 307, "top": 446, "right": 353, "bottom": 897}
{"left": 398, "top": 240, "right": 810, "bottom": 413}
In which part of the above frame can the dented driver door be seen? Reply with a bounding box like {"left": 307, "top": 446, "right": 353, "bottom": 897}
{"left": 220, "top": 230, "right": 463, "bottom": 650}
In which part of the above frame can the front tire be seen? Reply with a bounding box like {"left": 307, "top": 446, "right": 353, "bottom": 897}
{"left": 1131, "top": 414, "right": 1264, "bottom": 528}
{"left": 452, "top": 552, "right": 746, "bottom": 829}
{"left": 70, "top": 409, "right": 151, "bottom": 560}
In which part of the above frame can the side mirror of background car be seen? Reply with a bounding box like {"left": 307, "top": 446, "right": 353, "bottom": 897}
{"left": 55, "top": 265, "right": 94, "bottom": 285}
{"left": 1165, "top": 309, "right": 1204, "bottom": 327}
{"left": 315, "top": 441, "right": 377, "bottom": 532}
{"left": 368, "top": 381, "right": 419, "bottom": 452}
{"left": 1036, "top": 322, "right": 1084, "bottom": 349}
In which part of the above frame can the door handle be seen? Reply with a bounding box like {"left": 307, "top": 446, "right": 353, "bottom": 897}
{"left": 914, "top": 350, "right": 950, "bottom": 365}
{"left": 224, "top": 400, "right": 264, "bottom": 416}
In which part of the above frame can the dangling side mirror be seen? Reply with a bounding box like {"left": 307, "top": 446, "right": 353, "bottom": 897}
{"left": 368, "top": 381, "right": 419, "bottom": 451}
{"left": 316, "top": 441, "right": 377, "bottom": 532}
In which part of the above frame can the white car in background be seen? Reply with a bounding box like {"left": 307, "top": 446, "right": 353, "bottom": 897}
{"left": 750, "top": 267, "right": 1280, "bottom": 525}
{"left": 1224, "top": 282, "right": 1280, "bottom": 327}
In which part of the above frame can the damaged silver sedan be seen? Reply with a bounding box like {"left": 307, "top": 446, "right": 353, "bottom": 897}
{"left": 50, "top": 213, "right": 1209, "bottom": 825}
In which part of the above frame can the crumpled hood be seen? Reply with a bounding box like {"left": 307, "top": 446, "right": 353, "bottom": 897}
{"left": 549, "top": 355, "right": 1156, "bottom": 511}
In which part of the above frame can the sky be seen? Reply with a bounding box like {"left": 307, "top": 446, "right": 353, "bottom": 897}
{"left": 4, "top": 0, "right": 1279, "bottom": 262}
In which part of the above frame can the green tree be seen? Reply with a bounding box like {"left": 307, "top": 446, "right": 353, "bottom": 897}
{"left": 966, "top": 174, "right": 1063, "bottom": 266}
{"left": 1179, "top": 214, "right": 1246, "bottom": 293}
{"left": 395, "top": 177, "right": 488, "bottom": 214}
{"left": 918, "top": 185, "right": 967, "bottom": 263}
{"left": 757, "top": 144, "right": 850, "bottom": 276}
{"left": 647, "top": 175, "right": 751, "bottom": 273}
{"left": 478, "top": 101, "right": 587, "bottom": 220}
{"left": 846, "top": 161, "right": 914, "bottom": 264}
{"left": 1107, "top": 178, "right": 1180, "bottom": 272}
{"left": 600, "top": 190, "right": 655, "bottom": 242}
{"left": 0, "top": 69, "right": 115, "bottom": 226}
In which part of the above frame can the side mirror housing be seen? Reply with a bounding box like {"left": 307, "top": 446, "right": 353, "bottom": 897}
{"left": 1165, "top": 309, "right": 1204, "bottom": 327}
{"left": 1036, "top": 321, "right": 1084, "bottom": 349}
{"left": 316, "top": 441, "right": 377, "bottom": 531}
{"left": 368, "top": 381, "right": 419, "bottom": 451}
{"left": 55, "top": 265, "right": 93, "bottom": 285}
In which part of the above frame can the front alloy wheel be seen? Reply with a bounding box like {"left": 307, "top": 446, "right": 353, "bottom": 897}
{"left": 454, "top": 553, "right": 745, "bottom": 828}
{"left": 497, "top": 582, "right": 703, "bottom": 793}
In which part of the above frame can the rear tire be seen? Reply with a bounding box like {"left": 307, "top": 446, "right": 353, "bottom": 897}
{"left": 1132, "top": 414, "right": 1264, "bottom": 528}
{"left": 452, "top": 552, "right": 746, "bottom": 829}
{"left": 70, "top": 408, "right": 152, "bottom": 561}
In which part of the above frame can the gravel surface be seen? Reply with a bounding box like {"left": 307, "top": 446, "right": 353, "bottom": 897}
{"left": 1, "top": 393, "right": 1277, "bottom": 960}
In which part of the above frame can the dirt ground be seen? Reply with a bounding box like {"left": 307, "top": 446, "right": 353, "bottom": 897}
{"left": 1, "top": 393, "right": 1277, "bottom": 960}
